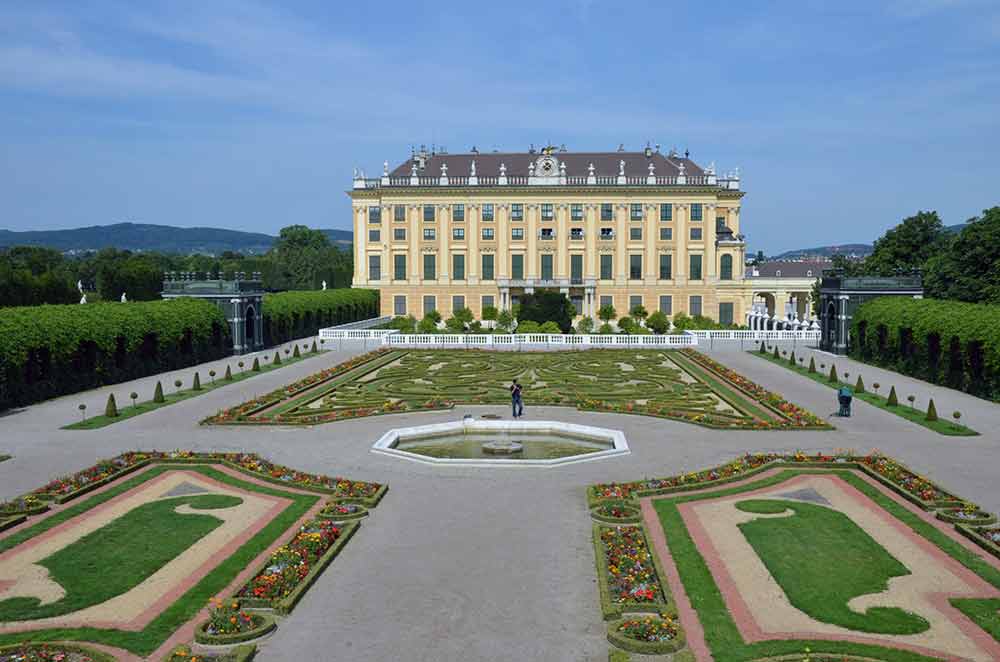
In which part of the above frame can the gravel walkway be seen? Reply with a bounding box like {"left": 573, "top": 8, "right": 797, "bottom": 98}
{"left": 0, "top": 341, "right": 997, "bottom": 661}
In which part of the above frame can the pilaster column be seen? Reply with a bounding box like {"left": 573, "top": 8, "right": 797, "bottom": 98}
{"left": 409, "top": 204, "right": 420, "bottom": 282}
{"left": 675, "top": 203, "right": 687, "bottom": 284}
{"left": 705, "top": 201, "right": 717, "bottom": 280}
{"left": 468, "top": 202, "right": 479, "bottom": 283}
{"left": 615, "top": 203, "right": 627, "bottom": 284}
{"left": 644, "top": 203, "right": 656, "bottom": 283}
{"left": 585, "top": 203, "right": 597, "bottom": 278}
{"left": 498, "top": 203, "right": 510, "bottom": 278}
{"left": 526, "top": 204, "right": 538, "bottom": 278}
{"left": 353, "top": 204, "right": 367, "bottom": 286}
{"left": 439, "top": 204, "right": 450, "bottom": 283}
{"left": 556, "top": 203, "right": 568, "bottom": 278}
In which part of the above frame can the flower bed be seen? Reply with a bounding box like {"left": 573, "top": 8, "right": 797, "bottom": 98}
{"left": 594, "top": 525, "right": 666, "bottom": 619}
{"left": 936, "top": 505, "right": 997, "bottom": 526}
{"left": 0, "top": 495, "right": 49, "bottom": 517}
{"left": 0, "top": 643, "right": 118, "bottom": 662}
{"left": 957, "top": 525, "right": 1000, "bottom": 560}
{"left": 860, "top": 453, "right": 962, "bottom": 509}
{"left": 591, "top": 500, "right": 641, "bottom": 525}
{"left": 317, "top": 501, "right": 369, "bottom": 521}
{"left": 162, "top": 644, "right": 256, "bottom": 662}
{"left": 195, "top": 598, "right": 276, "bottom": 645}
{"left": 237, "top": 519, "right": 358, "bottom": 614}
{"left": 607, "top": 614, "right": 686, "bottom": 655}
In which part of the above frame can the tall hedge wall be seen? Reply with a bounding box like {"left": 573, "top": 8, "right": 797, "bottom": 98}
{"left": 851, "top": 297, "right": 1000, "bottom": 400}
{"left": 262, "top": 288, "right": 379, "bottom": 345}
{"left": 0, "top": 299, "right": 230, "bottom": 410}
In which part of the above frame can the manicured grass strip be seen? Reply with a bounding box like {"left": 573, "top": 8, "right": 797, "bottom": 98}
{"left": 0, "top": 455, "right": 9, "bottom": 464}
{"left": 0, "top": 464, "right": 318, "bottom": 656}
{"left": 750, "top": 351, "right": 978, "bottom": 436}
{"left": 63, "top": 350, "right": 327, "bottom": 430}
{"left": 651, "top": 469, "right": 956, "bottom": 661}
{"left": 735, "top": 499, "right": 928, "bottom": 634}
{"left": 0, "top": 494, "right": 242, "bottom": 621}
{"left": 670, "top": 352, "right": 779, "bottom": 423}
{"left": 951, "top": 598, "right": 1000, "bottom": 641}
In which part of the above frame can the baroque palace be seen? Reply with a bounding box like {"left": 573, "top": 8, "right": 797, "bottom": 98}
{"left": 350, "top": 144, "right": 758, "bottom": 325}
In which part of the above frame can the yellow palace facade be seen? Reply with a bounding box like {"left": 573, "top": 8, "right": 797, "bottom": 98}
{"left": 350, "top": 145, "right": 753, "bottom": 325}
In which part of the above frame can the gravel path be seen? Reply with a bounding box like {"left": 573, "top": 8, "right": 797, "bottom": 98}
{"left": 0, "top": 341, "right": 997, "bottom": 661}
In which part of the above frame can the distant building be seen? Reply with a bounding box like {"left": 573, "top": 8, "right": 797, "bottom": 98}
{"left": 161, "top": 273, "right": 264, "bottom": 354}
{"left": 745, "top": 259, "right": 828, "bottom": 328}
{"left": 818, "top": 274, "right": 923, "bottom": 354}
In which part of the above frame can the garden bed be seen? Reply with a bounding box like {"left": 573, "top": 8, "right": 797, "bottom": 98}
{"left": 0, "top": 643, "right": 119, "bottom": 662}
{"left": 936, "top": 507, "right": 997, "bottom": 526}
{"left": 195, "top": 606, "right": 277, "bottom": 646}
{"left": 163, "top": 644, "right": 257, "bottom": 662}
{"left": 590, "top": 500, "right": 641, "bottom": 525}
{"left": 606, "top": 614, "right": 686, "bottom": 655}
{"left": 956, "top": 525, "right": 1000, "bottom": 560}
{"left": 317, "top": 501, "right": 369, "bottom": 521}
{"left": 593, "top": 524, "right": 668, "bottom": 620}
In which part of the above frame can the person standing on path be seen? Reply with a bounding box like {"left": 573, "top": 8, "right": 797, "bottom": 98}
{"left": 510, "top": 379, "right": 524, "bottom": 418}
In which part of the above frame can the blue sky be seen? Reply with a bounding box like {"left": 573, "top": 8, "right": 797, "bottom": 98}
{"left": 0, "top": 1, "right": 998, "bottom": 253}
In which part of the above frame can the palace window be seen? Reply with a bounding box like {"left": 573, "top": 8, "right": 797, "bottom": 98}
{"left": 511, "top": 228, "right": 524, "bottom": 241}
{"left": 600, "top": 254, "right": 613, "bottom": 280}
{"left": 689, "top": 254, "right": 702, "bottom": 281}
{"left": 541, "top": 203, "right": 554, "bottom": 220}
{"left": 630, "top": 203, "right": 643, "bottom": 221}
{"left": 600, "top": 227, "right": 614, "bottom": 240}
{"left": 659, "top": 227, "right": 673, "bottom": 241}
{"left": 540, "top": 228, "right": 555, "bottom": 240}
{"left": 719, "top": 302, "right": 734, "bottom": 326}
{"left": 600, "top": 295, "right": 613, "bottom": 310}
{"left": 394, "top": 295, "right": 406, "bottom": 316}
{"left": 394, "top": 205, "right": 406, "bottom": 222}
{"left": 482, "top": 254, "right": 494, "bottom": 280}
{"left": 690, "top": 227, "right": 703, "bottom": 241}
{"left": 570, "top": 227, "right": 584, "bottom": 240}
{"left": 689, "top": 295, "right": 702, "bottom": 317}
{"left": 368, "top": 255, "right": 381, "bottom": 281}
{"left": 482, "top": 228, "right": 495, "bottom": 240}
{"left": 659, "top": 254, "right": 672, "bottom": 280}
{"left": 690, "top": 203, "right": 703, "bottom": 221}
{"left": 393, "top": 254, "right": 406, "bottom": 280}
{"left": 423, "top": 254, "right": 436, "bottom": 280}
{"left": 453, "top": 204, "right": 465, "bottom": 222}
{"left": 571, "top": 203, "right": 583, "bottom": 220}
{"left": 452, "top": 227, "right": 465, "bottom": 240}
{"left": 393, "top": 228, "right": 406, "bottom": 241}
{"left": 511, "top": 203, "right": 524, "bottom": 221}
{"left": 571, "top": 254, "right": 583, "bottom": 283}
{"left": 660, "top": 203, "right": 672, "bottom": 221}
{"left": 629, "top": 254, "right": 642, "bottom": 280}
{"left": 630, "top": 295, "right": 642, "bottom": 312}
{"left": 482, "top": 295, "right": 494, "bottom": 310}
{"left": 453, "top": 254, "right": 465, "bottom": 280}
{"left": 629, "top": 227, "right": 642, "bottom": 241}
{"left": 540, "top": 254, "right": 554, "bottom": 280}
{"left": 423, "top": 295, "right": 436, "bottom": 316}
{"left": 601, "top": 203, "right": 613, "bottom": 221}
{"left": 452, "top": 296, "right": 465, "bottom": 314}
{"left": 659, "top": 295, "right": 672, "bottom": 315}
{"left": 716, "top": 216, "right": 726, "bottom": 232}
{"left": 423, "top": 228, "right": 436, "bottom": 241}
{"left": 423, "top": 204, "right": 435, "bottom": 222}
{"left": 720, "top": 254, "right": 733, "bottom": 280}
{"left": 368, "top": 229, "right": 380, "bottom": 242}
{"left": 511, "top": 254, "right": 524, "bottom": 279}
{"left": 369, "top": 206, "right": 382, "bottom": 223}
{"left": 482, "top": 204, "right": 494, "bottom": 221}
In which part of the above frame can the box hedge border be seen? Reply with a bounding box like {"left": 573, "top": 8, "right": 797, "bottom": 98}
{"left": 162, "top": 643, "right": 257, "bottom": 662}
{"left": 592, "top": 523, "right": 670, "bottom": 621}
{"left": 194, "top": 613, "right": 277, "bottom": 646}
{"left": 0, "top": 643, "right": 119, "bottom": 662}
{"left": 606, "top": 616, "right": 686, "bottom": 655}
{"left": 955, "top": 525, "right": 1000, "bottom": 561}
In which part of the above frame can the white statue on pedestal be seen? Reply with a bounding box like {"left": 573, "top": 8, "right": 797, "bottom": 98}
{"left": 80, "top": 294, "right": 87, "bottom": 304}
{"left": 322, "top": 280, "right": 327, "bottom": 291}
{"left": 120, "top": 292, "right": 127, "bottom": 303}
{"left": 77, "top": 280, "right": 83, "bottom": 293}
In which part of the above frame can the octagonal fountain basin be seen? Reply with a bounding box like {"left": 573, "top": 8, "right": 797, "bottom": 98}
{"left": 371, "top": 419, "right": 629, "bottom": 467}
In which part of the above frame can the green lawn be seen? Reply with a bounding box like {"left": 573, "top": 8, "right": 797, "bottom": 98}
{"left": 736, "top": 499, "right": 928, "bottom": 634}
{"left": 751, "top": 350, "right": 978, "bottom": 436}
{"left": 0, "top": 464, "right": 318, "bottom": 656}
{"left": 63, "top": 349, "right": 326, "bottom": 430}
{"left": 651, "top": 469, "right": 1000, "bottom": 661}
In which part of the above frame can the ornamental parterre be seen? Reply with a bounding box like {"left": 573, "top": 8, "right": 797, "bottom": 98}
{"left": 238, "top": 519, "right": 341, "bottom": 603}
{"left": 600, "top": 526, "right": 663, "bottom": 603}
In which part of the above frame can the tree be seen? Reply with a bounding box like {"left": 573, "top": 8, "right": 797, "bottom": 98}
{"left": 598, "top": 304, "right": 617, "bottom": 323}
{"left": 105, "top": 393, "right": 119, "bottom": 417}
{"left": 576, "top": 316, "right": 595, "bottom": 334}
{"left": 270, "top": 225, "right": 332, "bottom": 290}
{"left": 418, "top": 313, "right": 440, "bottom": 334}
{"left": 828, "top": 364, "right": 838, "bottom": 382}
{"left": 598, "top": 322, "right": 614, "bottom": 334}
{"left": 153, "top": 381, "right": 165, "bottom": 403}
{"left": 887, "top": 385, "right": 898, "bottom": 406}
{"left": 445, "top": 307, "right": 474, "bottom": 332}
{"left": 389, "top": 315, "right": 417, "bottom": 333}
{"left": 618, "top": 316, "right": 636, "bottom": 334}
{"left": 481, "top": 305, "right": 498, "bottom": 321}
{"left": 924, "top": 207, "right": 1000, "bottom": 304}
{"left": 926, "top": 398, "right": 938, "bottom": 422}
{"left": 866, "top": 210, "right": 947, "bottom": 277}
{"left": 495, "top": 309, "right": 514, "bottom": 333}
{"left": 646, "top": 311, "right": 669, "bottom": 334}
{"left": 224, "top": 365, "right": 233, "bottom": 381}
{"left": 630, "top": 304, "right": 648, "bottom": 322}
{"left": 517, "top": 291, "right": 575, "bottom": 332}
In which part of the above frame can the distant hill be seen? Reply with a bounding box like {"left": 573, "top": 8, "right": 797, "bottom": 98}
{"left": 774, "top": 243, "right": 873, "bottom": 259}
{"left": 0, "top": 223, "right": 352, "bottom": 255}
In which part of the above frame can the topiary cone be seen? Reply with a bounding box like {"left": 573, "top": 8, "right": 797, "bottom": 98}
{"left": 273, "top": 352, "right": 282, "bottom": 365}
{"left": 224, "top": 365, "right": 233, "bottom": 381}
{"left": 855, "top": 375, "right": 865, "bottom": 393}
{"left": 887, "top": 385, "right": 898, "bottom": 406}
{"left": 252, "top": 357, "right": 260, "bottom": 372}
{"left": 808, "top": 356, "right": 816, "bottom": 373}
{"left": 828, "top": 364, "right": 838, "bottom": 382}
{"left": 293, "top": 344, "right": 301, "bottom": 358}
{"left": 789, "top": 350, "right": 796, "bottom": 366}
{"left": 153, "top": 381, "right": 165, "bottom": 403}
{"left": 105, "top": 393, "right": 119, "bottom": 418}
{"left": 926, "top": 398, "right": 938, "bottom": 422}
{"left": 759, "top": 341, "right": 767, "bottom": 354}
{"left": 773, "top": 345, "right": 780, "bottom": 359}
{"left": 311, "top": 340, "right": 318, "bottom": 353}
{"left": 192, "top": 372, "right": 201, "bottom": 391}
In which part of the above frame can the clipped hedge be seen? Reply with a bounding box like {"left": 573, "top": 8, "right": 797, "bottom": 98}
{"left": 0, "top": 299, "right": 230, "bottom": 410}
{"left": 262, "top": 288, "right": 378, "bottom": 345}
{"left": 851, "top": 297, "right": 1000, "bottom": 400}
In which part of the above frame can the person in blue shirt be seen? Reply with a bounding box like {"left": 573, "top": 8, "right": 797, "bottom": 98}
{"left": 510, "top": 379, "right": 524, "bottom": 418}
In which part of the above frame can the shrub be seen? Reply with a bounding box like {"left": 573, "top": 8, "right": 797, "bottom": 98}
{"left": 926, "top": 398, "right": 938, "bottom": 421}
{"left": 618, "top": 316, "right": 636, "bottom": 334}
{"left": 539, "top": 321, "right": 562, "bottom": 334}
{"left": 518, "top": 291, "right": 575, "bottom": 332}
{"left": 887, "top": 385, "right": 899, "bottom": 406}
{"left": 598, "top": 304, "right": 617, "bottom": 323}
{"left": 481, "top": 305, "right": 498, "bottom": 321}
{"left": 273, "top": 352, "right": 282, "bottom": 366}
{"left": 0, "top": 298, "right": 230, "bottom": 411}
{"left": 788, "top": 350, "right": 796, "bottom": 365}
{"left": 759, "top": 341, "right": 768, "bottom": 354}
{"left": 907, "top": 394, "right": 916, "bottom": 408}
{"left": 646, "top": 311, "right": 668, "bottom": 334}
{"left": 808, "top": 356, "right": 816, "bottom": 373}
{"left": 78, "top": 403, "right": 86, "bottom": 420}
{"left": 192, "top": 372, "right": 202, "bottom": 391}
{"left": 773, "top": 345, "right": 780, "bottom": 359}
{"left": 828, "top": 364, "right": 838, "bottom": 382}
{"left": 630, "top": 304, "right": 648, "bottom": 321}
{"left": 262, "top": 288, "right": 378, "bottom": 345}
{"left": 855, "top": 375, "right": 865, "bottom": 393}
{"left": 599, "top": 323, "right": 614, "bottom": 335}
{"left": 953, "top": 410, "right": 962, "bottom": 424}
{"left": 174, "top": 379, "right": 182, "bottom": 393}
{"left": 252, "top": 357, "right": 260, "bottom": 372}
{"left": 104, "top": 393, "right": 118, "bottom": 418}
{"left": 153, "top": 381, "right": 164, "bottom": 403}
{"left": 293, "top": 344, "right": 301, "bottom": 358}
{"left": 225, "top": 365, "right": 233, "bottom": 380}
{"left": 209, "top": 369, "right": 216, "bottom": 383}
{"left": 388, "top": 314, "right": 417, "bottom": 333}
{"left": 418, "top": 313, "right": 440, "bottom": 334}
{"left": 516, "top": 320, "right": 542, "bottom": 334}
{"left": 310, "top": 340, "right": 318, "bottom": 353}
{"left": 576, "top": 316, "right": 595, "bottom": 334}
{"left": 873, "top": 381, "right": 880, "bottom": 394}
{"left": 129, "top": 391, "right": 138, "bottom": 408}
